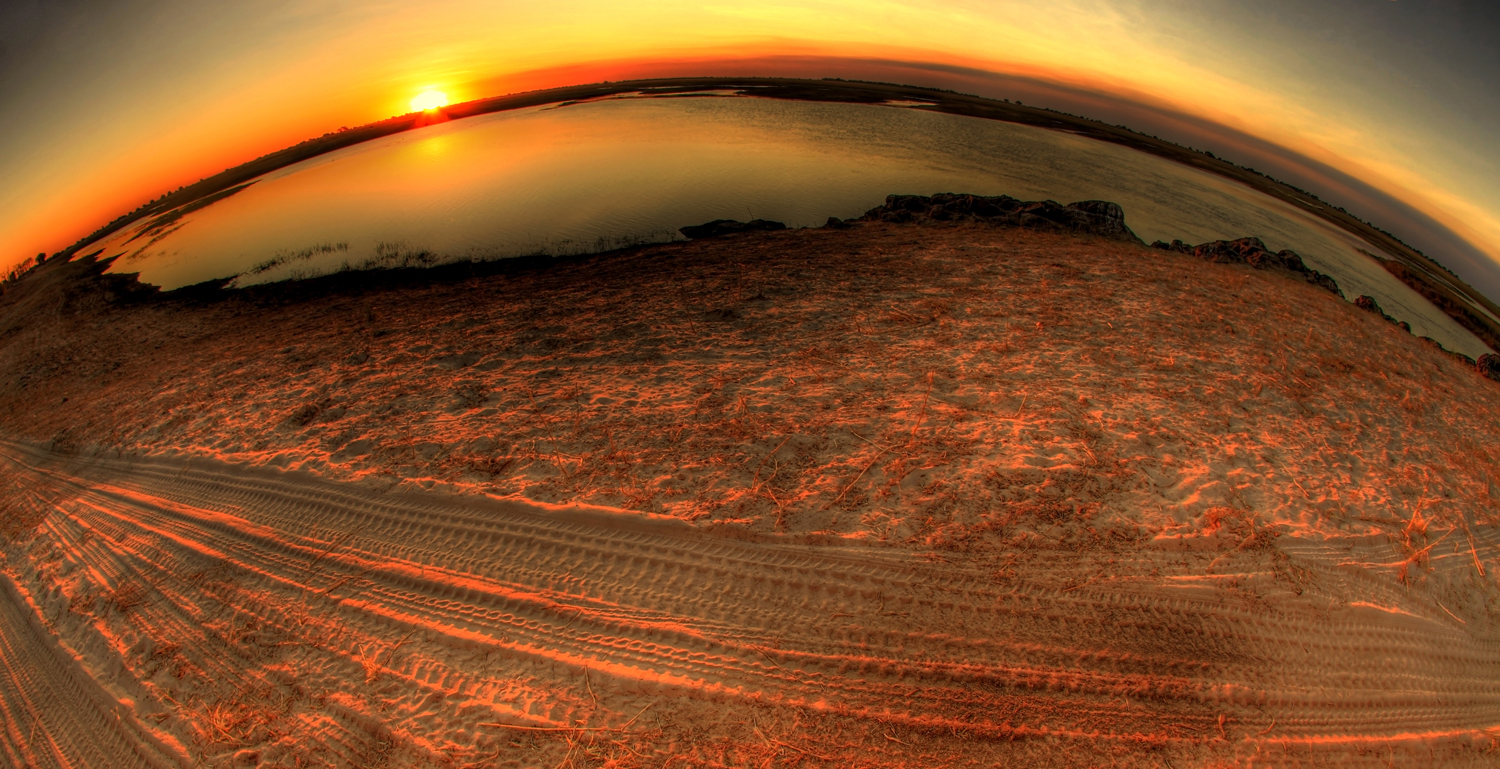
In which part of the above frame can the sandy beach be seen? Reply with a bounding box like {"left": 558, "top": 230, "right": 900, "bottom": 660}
{"left": 1, "top": 219, "right": 1498, "bottom": 767}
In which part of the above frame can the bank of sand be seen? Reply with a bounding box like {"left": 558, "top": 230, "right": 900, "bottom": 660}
{"left": 0, "top": 222, "right": 1498, "bottom": 767}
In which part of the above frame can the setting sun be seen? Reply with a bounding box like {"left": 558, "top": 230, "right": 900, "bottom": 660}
{"left": 410, "top": 89, "right": 449, "bottom": 111}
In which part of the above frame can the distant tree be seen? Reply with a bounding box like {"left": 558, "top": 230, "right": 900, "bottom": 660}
{"left": 35, "top": 252, "right": 45, "bottom": 266}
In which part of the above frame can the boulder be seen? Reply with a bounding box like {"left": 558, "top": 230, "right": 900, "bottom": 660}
{"left": 1192, "top": 237, "right": 1272, "bottom": 265}
{"left": 1151, "top": 239, "right": 1194, "bottom": 253}
{"left": 1273, "top": 249, "right": 1313, "bottom": 273}
{"left": 1062, "top": 200, "right": 1135, "bottom": 240}
{"left": 1353, "top": 295, "right": 1404, "bottom": 326}
{"left": 1308, "top": 272, "right": 1344, "bottom": 298}
{"left": 1478, "top": 353, "right": 1500, "bottom": 382}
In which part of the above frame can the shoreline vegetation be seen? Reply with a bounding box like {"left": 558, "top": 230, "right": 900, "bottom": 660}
{"left": 229, "top": 230, "right": 683, "bottom": 288}
{"left": 21, "top": 76, "right": 1500, "bottom": 353}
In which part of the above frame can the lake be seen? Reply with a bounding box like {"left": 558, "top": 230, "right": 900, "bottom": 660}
{"left": 86, "top": 92, "right": 1491, "bottom": 359}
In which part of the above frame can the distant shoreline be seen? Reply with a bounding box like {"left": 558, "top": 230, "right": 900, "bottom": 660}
{"left": 46, "top": 76, "right": 1500, "bottom": 352}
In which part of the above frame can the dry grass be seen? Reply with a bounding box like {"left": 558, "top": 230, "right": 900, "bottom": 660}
{"left": 110, "top": 580, "right": 151, "bottom": 614}
{"left": 2, "top": 223, "right": 1498, "bottom": 553}
{"left": 195, "top": 699, "right": 279, "bottom": 750}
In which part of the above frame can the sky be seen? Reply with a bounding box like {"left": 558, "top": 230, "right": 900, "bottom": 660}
{"left": 2, "top": 0, "right": 1498, "bottom": 299}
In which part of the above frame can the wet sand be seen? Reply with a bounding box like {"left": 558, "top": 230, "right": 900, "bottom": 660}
{"left": 1, "top": 222, "right": 1498, "bottom": 767}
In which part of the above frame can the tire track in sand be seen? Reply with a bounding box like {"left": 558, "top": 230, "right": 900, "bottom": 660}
{"left": 1, "top": 441, "right": 1498, "bottom": 766}
{"left": 0, "top": 563, "right": 179, "bottom": 768}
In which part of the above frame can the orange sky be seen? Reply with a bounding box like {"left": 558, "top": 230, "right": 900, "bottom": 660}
{"left": 3, "top": 0, "right": 1498, "bottom": 297}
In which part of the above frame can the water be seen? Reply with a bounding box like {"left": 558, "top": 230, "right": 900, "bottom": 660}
{"left": 88, "top": 94, "right": 1490, "bottom": 358}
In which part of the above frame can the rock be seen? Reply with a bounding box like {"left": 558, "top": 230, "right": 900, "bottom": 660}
{"left": 1354, "top": 295, "right": 1406, "bottom": 327}
{"left": 1062, "top": 200, "right": 1136, "bottom": 240}
{"left": 857, "top": 193, "right": 1142, "bottom": 242}
{"left": 1478, "top": 353, "right": 1500, "bottom": 382}
{"left": 1273, "top": 249, "right": 1313, "bottom": 273}
{"left": 1187, "top": 237, "right": 1343, "bottom": 298}
{"left": 1192, "top": 237, "right": 1273, "bottom": 265}
{"left": 1308, "top": 271, "right": 1344, "bottom": 298}
{"left": 1151, "top": 239, "right": 1194, "bottom": 253}
{"left": 823, "top": 216, "right": 851, "bottom": 229}
{"left": 678, "top": 219, "right": 787, "bottom": 239}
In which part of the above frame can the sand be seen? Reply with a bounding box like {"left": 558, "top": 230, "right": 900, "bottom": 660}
{"left": 1, "top": 222, "right": 1498, "bottom": 767}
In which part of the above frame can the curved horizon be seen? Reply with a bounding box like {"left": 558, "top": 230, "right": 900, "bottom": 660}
{"left": 3, "top": 2, "right": 1498, "bottom": 302}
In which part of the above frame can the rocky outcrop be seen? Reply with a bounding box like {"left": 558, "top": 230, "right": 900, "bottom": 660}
{"left": 679, "top": 219, "right": 787, "bottom": 239}
{"left": 1151, "top": 239, "right": 1194, "bottom": 253}
{"left": 1479, "top": 353, "right": 1500, "bottom": 383}
{"left": 1151, "top": 236, "right": 1343, "bottom": 298}
{"left": 854, "top": 193, "right": 1142, "bottom": 243}
{"left": 1354, "top": 295, "right": 1413, "bottom": 332}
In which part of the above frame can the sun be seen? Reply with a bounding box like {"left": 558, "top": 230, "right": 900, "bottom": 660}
{"left": 410, "top": 89, "right": 449, "bottom": 112}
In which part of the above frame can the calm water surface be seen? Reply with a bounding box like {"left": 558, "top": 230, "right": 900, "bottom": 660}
{"left": 90, "top": 95, "right": 1489, "bottom": 358}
